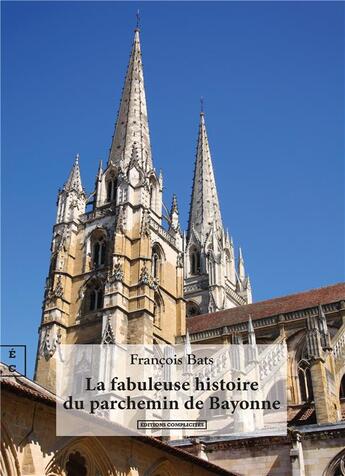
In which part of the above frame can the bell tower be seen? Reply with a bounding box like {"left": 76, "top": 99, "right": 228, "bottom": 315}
{"left": 35, "top": 27, "right": 186, "bottom": 391}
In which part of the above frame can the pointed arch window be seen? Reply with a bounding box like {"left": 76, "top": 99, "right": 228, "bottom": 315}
{"left": 106, "top": 176, "right": 117, "bottom": 202}
{"left": 190, "top": 246, "right": 201, "bottom": 275}
{"left": 89, "top": 286, "right": 103, "bottom": 311}
{"left": 298, "top": 359, "right": 314, "bottom": 402}
{"left": 92, "top": 234, "right": 106, "bottom": 268}
{"left": 84, "top": 279, "right": 104, "bottom": 313}
{"left": 151, "top": 244, "right": 163, "bottom": 280}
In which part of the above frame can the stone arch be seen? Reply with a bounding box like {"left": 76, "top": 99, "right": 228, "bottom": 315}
{"left": 286, "top": 331, "right": 312, "bottom": 404}
{"left": 90, "top": 228, "right": 108, "bottom": 269}
{"left": 45, "top": 437, "right": 116, "bottom": 476}
{"left": 323, "top": 447, "right": 345, "bottom": 476}
{"left": 84, "top": 227, "right": 110, "bottom": 273}
{"left": 105, "top": 168, "right": 118, "bottom": 203}
{"left": 144, "top": 457, "right": 178, "bottom": 476}
{"left": 78, "top": 272, "right": 106, "bottom": 319}
{"left": 0, "top": 422, "right": 21, "bottom": 476}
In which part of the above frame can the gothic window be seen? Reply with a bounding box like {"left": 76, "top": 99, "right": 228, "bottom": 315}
{"left": 186, "top": 301, "right": 200, "bottom": 318}
{"left": 298, "top": 359, "right": 314, "bottom": 402}
{"left": 89, "top": 285, "right": 103, "bottom": 311}
{"left": 152, "top": 250, "right": 159, "bottom": 279}
{"left": 84, "top": 279, "right": 104, "bottom": 313}
{"left": 106, "top": 176, "right": 117, "bottom": 202}
{"left": 66, "top": 451, "right": 87, "bottom": 476}
{"left": 91, "top": 231, "right": 107, "bottom": 269}
{"left": 151, "top": 243, "right": 163, "bottom": 280}
{"left": 190, "top": 246, "right": 200, "bottom": 275}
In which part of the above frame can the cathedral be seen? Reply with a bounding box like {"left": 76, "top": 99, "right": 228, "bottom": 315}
{"left": 1, "top": 24, "right": 345, "bottom": 476}
{"left": 34, "top": 25, "right": 252, "bottom": 391}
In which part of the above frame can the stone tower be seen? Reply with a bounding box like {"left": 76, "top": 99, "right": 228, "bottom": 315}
{"left": 184, "top": 110, "right": 252, "bottom": 317}
{"left": 35, "top": 28, "right": 186, "bottom": 390}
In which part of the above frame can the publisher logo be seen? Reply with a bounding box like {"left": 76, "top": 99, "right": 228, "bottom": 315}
{"left": 137, "top": 420, "right": 207, "bottom": 430}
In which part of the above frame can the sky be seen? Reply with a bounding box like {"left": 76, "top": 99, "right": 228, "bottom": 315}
{"left": 2, "top": 1, "right": 344, "bottom": 378}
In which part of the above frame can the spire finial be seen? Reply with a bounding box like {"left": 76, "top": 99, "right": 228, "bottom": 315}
{"left": 200, "top": 96, "right": 204, "bottom": 115}
{"left": 135, "top": 9, "right": 140, "bottom": 31}
{"left": 75, "top": 153, "right": 80, "bottom": 164}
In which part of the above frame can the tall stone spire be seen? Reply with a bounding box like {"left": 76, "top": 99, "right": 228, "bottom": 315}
{"left": 187, "top": 111, "right": 222, "bottom": 240}
{"left": 108, "top": 27, "right": 152, "bottom": 172}
{"left": 184, "top": 109, "right": 252, "bottom": 316}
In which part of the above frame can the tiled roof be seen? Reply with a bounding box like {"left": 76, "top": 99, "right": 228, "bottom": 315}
{"left": 187, "top": 283, "right": 345, "bottom": 334}
{"left": 287, "top": 404, "right": 316, "bottom": 426}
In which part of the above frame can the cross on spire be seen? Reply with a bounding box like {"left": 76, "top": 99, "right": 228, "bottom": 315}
{"left": 136, "top": 9, "right": 140, "bottom": 30}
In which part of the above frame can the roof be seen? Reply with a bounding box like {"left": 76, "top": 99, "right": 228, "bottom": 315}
{"left": 0, "top": 365, "right": 56, "bottom": 406}
{"left": 187, "top": 282, "right": 345, "bottom": 335}
{"left": 287, "top": 404, "right": 316, "bottom": 426}
{"left": 0, "top": 364, "right": 236, "bottom": 476}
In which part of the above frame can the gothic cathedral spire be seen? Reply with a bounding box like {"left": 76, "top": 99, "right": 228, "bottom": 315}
{"left": 184, "top": 110, "right": 252, "bottom": 317}
{"left": 187, "top": 111, "right": 222, "bottom": 240}
{"left": 108, "top": 28, "right": 152, "bottom": 173}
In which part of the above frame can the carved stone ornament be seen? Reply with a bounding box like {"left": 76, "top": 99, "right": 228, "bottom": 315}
{"left": 139, "top": 265, "right": 159, "bottom": 290}
{"left": 102, "top": 316, "right": 116, "bottom": 344}
{"left": 69, "top": 198, "right": 79, "bottom": 209}
{"left": 107, "top": 261, "right": 124, "bottom": 284}
{"left": 140, "top": 208, "right": 151, "bottom": 237}
{"left": 115, "top": 205, "right": 125, "bottom": 232}
{"left": 46, "top": 275, "right": 64, "bottom": 303}
{"left": 38, "top": 324, "right": 62, "bottom": 360}
{"left": 176, "top": 252, "right": 184, "bottom": 268}
{"left": 150, "top": 276, "right": 160, "bottom": 291}
{"left": 139, "top": 265, "right": 150, "bottom": 285}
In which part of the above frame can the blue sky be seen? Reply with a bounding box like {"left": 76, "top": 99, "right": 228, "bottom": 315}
{"left": 2, "top": 1, "right": 344, "bottom": 377}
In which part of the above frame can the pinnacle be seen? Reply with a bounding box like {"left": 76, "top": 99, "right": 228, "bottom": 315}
{"left": 64, "top": 154, "right": 84, "bottom": 195}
